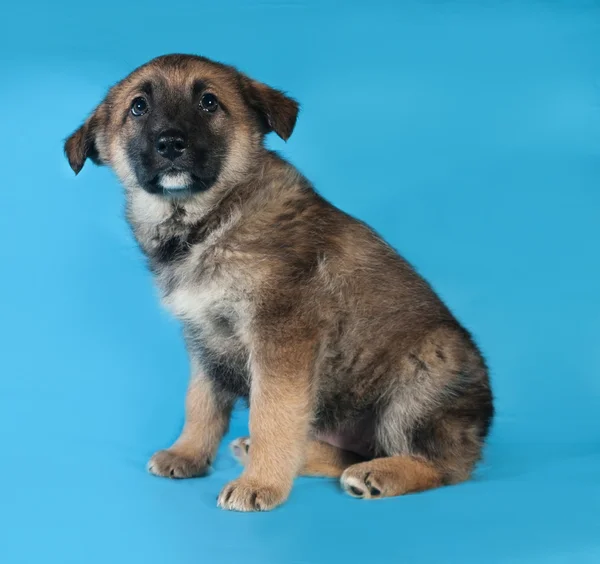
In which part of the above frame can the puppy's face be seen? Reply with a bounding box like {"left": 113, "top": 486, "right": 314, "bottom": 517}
{"left": 65, "top": 55, "right": 298, "bottom": 197}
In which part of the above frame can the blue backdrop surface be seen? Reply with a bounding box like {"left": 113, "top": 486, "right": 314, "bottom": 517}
{"left": 1, "top": 1, "right": 599, "bottom": 563}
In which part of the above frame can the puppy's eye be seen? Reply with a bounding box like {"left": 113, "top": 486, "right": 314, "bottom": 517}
{"left": 200, "top": 93, "right": 218, "bottom": 112}
{"left": 131, "top": 97, "right": 149, "bottom": 117}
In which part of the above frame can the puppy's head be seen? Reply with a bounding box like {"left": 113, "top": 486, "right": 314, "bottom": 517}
{"left": 65, "top": 54, "right": 299, "bottom": 197}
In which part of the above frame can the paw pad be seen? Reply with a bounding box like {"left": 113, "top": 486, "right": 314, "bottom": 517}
{"left": 341, "top": 468, "right": 384, "bottom": 499}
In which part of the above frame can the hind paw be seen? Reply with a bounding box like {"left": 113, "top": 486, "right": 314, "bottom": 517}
{"left": 341, "top": 465, "right": 384, "bottom": 499}
{"left": 230, "top": 436, "right": 251, "bottom": 465}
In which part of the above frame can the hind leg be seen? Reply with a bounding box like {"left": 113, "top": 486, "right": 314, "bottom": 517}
{"left": 231, "top": 437, "right": 363, "bottom": 478}
{"left": 340, "top": 325, "right": 493, "bottom": 500}
{"left": 340, "top": 456, "right": 442, "bottom": 499}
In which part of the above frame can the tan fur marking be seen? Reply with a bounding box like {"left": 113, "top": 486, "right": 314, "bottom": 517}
{"left": 300, "top": 441, "right": 364, "bottom": 477}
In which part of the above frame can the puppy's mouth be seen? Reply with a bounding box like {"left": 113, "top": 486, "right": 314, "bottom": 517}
{"left": 146, "top": 169, "right": 214, "bottom": 197}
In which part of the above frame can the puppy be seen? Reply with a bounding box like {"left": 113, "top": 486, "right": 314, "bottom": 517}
{"left": 65, "top": 54, "right": 493, "bottom": 511}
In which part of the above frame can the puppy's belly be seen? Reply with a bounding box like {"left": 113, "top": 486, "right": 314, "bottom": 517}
{"left": 314, "top": 415, "right": 377, "bottom": 458}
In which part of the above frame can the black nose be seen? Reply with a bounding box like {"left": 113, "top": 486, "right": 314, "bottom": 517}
{"left": 155, "top": 130, "right": 187, "bottom": 161}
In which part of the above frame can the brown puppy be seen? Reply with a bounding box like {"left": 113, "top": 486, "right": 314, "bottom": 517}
{"left": 64, "top": 54, "right": 493, "bottom": 511}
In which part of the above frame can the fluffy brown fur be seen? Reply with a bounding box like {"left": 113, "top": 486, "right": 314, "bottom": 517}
{"left": 64, "top": 54, "right": 493, "bottom": 511}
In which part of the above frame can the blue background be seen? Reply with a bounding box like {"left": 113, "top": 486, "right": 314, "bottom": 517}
{"left": 1, "top": 1, "right": 599, "bottom": 562}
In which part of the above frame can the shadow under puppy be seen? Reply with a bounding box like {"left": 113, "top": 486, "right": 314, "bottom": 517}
{"left": 64, "top": 54, "right": 494, "bottom": 512}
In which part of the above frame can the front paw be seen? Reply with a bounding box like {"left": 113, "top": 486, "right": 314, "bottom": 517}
{"left": 217, "top": 477, "right": 289, "bottom": 512}
{"left": 148, "top": 448, "right": 210, "bottom": 479}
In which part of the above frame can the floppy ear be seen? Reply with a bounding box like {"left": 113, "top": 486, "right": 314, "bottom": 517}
{"left": 64, "top": 112, "right": 103, "bottom": 175}
{"left": 241, "top": 77, "right": 299, "bottom": 141}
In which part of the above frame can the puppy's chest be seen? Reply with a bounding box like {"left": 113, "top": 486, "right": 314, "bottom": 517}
{"left": 136, "top": 210, "right": 257, "bottom": 395}
{"left": 145, "top": 214, "right": 249, "bottom": 322}
{"left": 162, "top": 262, "right": 253, "bottom": 397}
{"left": 158, "top": 258, "right": 251, "bottom": 341}
{"left": 155, "top": 238, "right": 252, "bottom": 348}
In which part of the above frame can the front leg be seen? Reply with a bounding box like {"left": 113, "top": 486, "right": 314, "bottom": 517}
{"left": 218, "top": 338, "right": 314, "bottom": 511}
{"left": 149, "top": 360, "right": 234, "bottom": 478}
